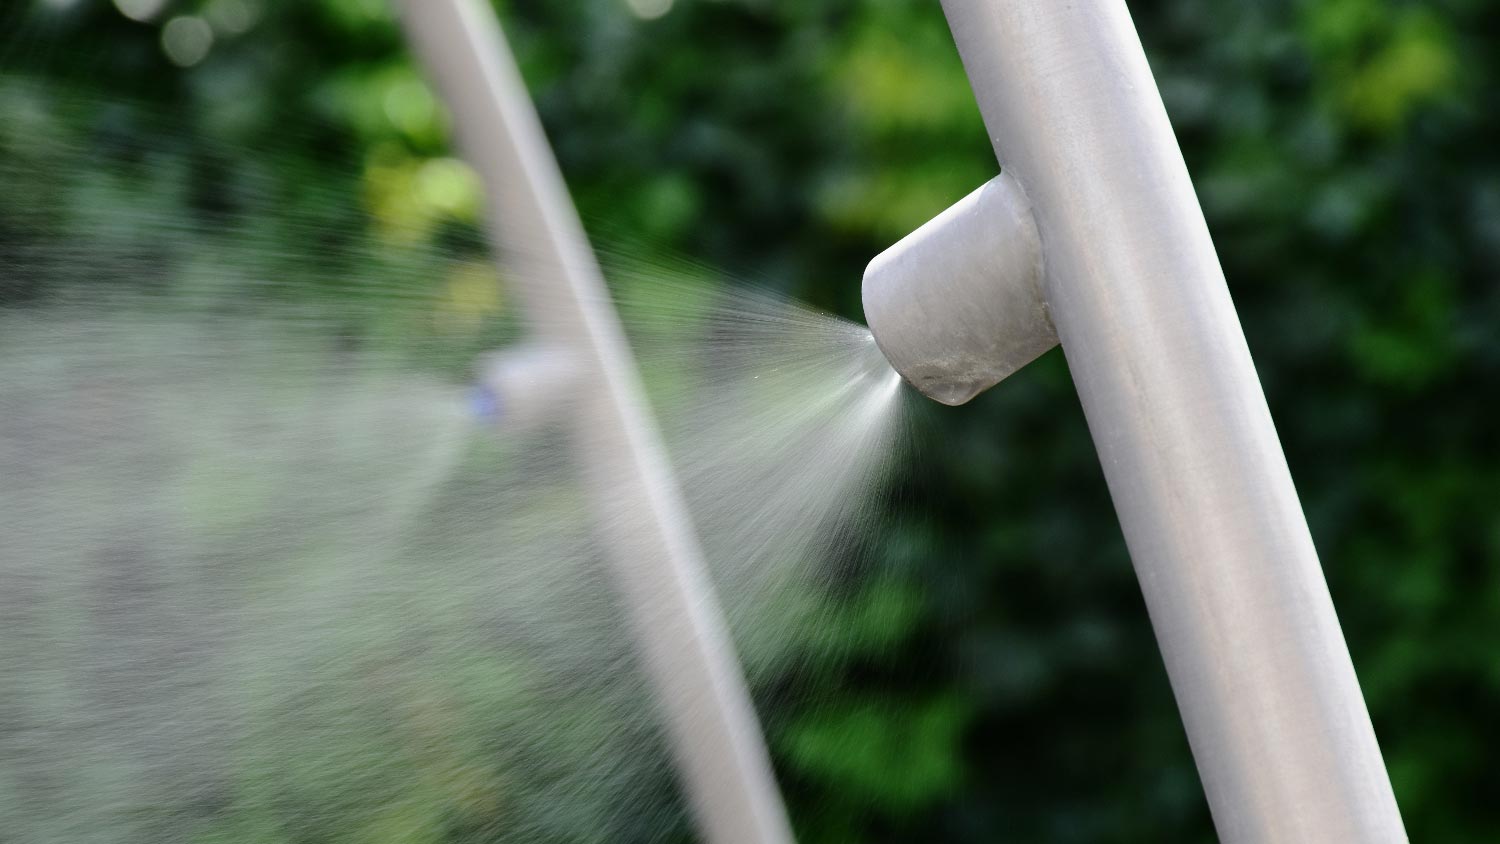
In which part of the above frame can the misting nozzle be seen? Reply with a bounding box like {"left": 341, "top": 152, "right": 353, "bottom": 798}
{"left": 472, "top": 342, "right": 585, "bottom": 430}
{"left": 862, "top": 172, "right": 1058, "bottom": 405}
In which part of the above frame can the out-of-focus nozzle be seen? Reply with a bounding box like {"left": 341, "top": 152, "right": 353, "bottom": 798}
{"left": 472, "top": 342, "right": 585, "bottom": 430}
{"left": 862, "top": 172, "right": 1057, "bottom": 405}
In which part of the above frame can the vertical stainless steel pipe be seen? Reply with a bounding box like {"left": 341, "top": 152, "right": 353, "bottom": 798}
{"left": 937, "top": 1, "right": 1406, "bottom": 840}
{"left": 397, "top": 3, "right": 795, "bottom": 843}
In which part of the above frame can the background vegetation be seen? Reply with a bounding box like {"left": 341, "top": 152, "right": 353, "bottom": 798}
{"left": 2, "top": 0, "right": 1497, "bottom": 841}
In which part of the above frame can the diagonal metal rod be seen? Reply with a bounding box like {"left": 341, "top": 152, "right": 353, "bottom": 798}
{"left": 937, "top": 1, "right": 1406, "bottom": 840}
{"left": 396, "top": 3, "right": 795, "bottom": 842}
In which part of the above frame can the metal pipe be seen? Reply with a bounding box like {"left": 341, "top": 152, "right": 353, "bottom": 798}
{"left": 931, "top": 1, "right": 1407, "bottom": 840}
{"left": 395, "top": 3, "right": 795, "bottom": 843}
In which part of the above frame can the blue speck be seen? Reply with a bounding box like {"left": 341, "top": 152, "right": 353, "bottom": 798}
{"left": 469, "top": 385, "right": 502, "bottom": 422}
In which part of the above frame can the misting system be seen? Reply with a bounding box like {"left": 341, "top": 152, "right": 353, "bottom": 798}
{"left": 399, "top": 1, "right": 1408, "bottom": 843}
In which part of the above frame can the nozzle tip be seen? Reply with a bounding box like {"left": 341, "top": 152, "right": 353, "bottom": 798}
{"left": 468, "top": 384, "right": 502, "bottom": 422}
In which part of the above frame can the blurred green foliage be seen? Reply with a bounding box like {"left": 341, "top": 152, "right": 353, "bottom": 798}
{"left": 2, "top": 0, "right": 1497, "bottom": 841}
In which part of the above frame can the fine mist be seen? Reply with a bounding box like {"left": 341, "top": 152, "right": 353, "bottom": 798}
{"left": 0, "top": 84, "right": 908, "bottom": 842}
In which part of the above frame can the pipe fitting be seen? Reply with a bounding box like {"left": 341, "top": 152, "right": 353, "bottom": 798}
{"left": 472, "top": 342, "right": 585, "bottom": 430}
{"left": 862, "top": 172, "right": 1057, "bottom": 405}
